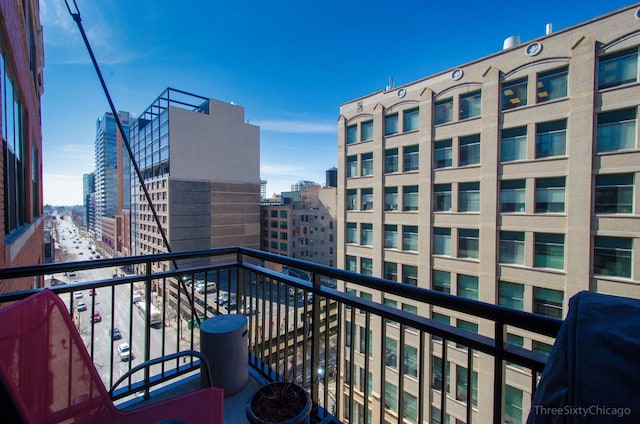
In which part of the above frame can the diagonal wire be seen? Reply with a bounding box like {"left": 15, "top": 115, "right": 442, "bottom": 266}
{"left": 64, "top": 0, "right": 201, "bottom": 325}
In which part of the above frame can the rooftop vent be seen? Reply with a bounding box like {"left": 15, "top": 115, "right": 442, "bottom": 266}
{"left": 503, "top": 35, "right": 521, "bottom": 50}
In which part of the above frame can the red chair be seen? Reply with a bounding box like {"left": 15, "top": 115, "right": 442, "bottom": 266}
{"left": 0, "top": 289, "right": 224, "bottom": 423}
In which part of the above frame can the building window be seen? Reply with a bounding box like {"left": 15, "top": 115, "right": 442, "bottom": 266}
{"left": 505, "top": 385, "right": 523, "bottom": 424}
{"left": 384, "top": 224, "right": 398, "bottom": 249}
{"left": 271, "top": 210, "right": 278, "bottom": 218}
{"left": 458, "top": 182, "right": 480, "bottom": 212}
{"left": 403, "top": 145, "right": 419, "bottom": 172}
{"left": 346, "top": 189, "right": 357, "bottom": 211}
{"left": 403, "top": 392, "right": 418, "bottom": 424}
{"left": 500, "top": 180, "right": 526, "bottom": 213}
{"left": 502, "top": 78, "right": 528, "bottom": 110}
{"left": 361, "top": 153, "right": 373, "bottom": 176}
{"left": 432, "top": 270, "right": 451, "bottom": 293}
{"left": 533, "top": 340, "right": 553, "bottom": 356}
{"left": 346, "top": 155, "right": 357, "bottom": 178}
{"left": 499, "top": 281, "right": 524, "bottom": 310}
{"left": 361, "top": 223, "right": 373, "bottom": 246}
{"left": 385, "top": 113, "right": 399, "bottom": 136}
{"left": 403, "top": 108, "right": 419, "bottom": 132}
{"left": 536, "top": 119, "right": 567, "bottom": 158}
{"left": 432, "top": 356, "right": 450, "bottom": 393}
{"left": 402, "top": 225, "right": 418, "bottom": 251}
{"left": 359, "top": 327, "right": 373, "bottom": 355}
{"left": 384, "top": 261, "right": 398, "bottom": 281}
{"left": 384, "top": 186, "right": 398, "bottom": 211}
{"left": 433, "top": 227, "right": 451, "bottom": 256}
{"left": 594, "top": 236, "right": 632, "bottom": 278}
{"left": 537, "top": 66, "right": 568, "bottom": 102}
{"left": 434, "top": 98, "right": 453, "bottom": 125}
{"left": 431, "top": 313, "right": 450, "bottom": 342}
{"left": 501, "top": 126, "right": 527, "bottom": 162}
{"left": 346, "top": 222, "right": 358, "bottom": 244}
{"left": 404, "top": 344, "right": 418, "bottom": 378}
{"left": 596, "top": 108, "right": 637, "bottom": 153}
{"left": 403, "top": 185, "right": 419, "bottom": 211}
{"left": 460, "top": 90, "right": 481, "bottom": 120}
{"left": 533, "top": 287, "right": 564, "bottom": 319}
{"left": 384, "top": 381, "right": 398, "bottom": 411}
{"left": 361, "top": 120, "right": 373, "bottom": 141}
{"left": 280, "top": 210, "right": 288, "bottom": 218}
{"left": 458, "top": 229, "right": 479, "bottom": 259}
{"left": 434, "top": 184, "right": 452, "bottom": 212}
{"left": 598, "top": 48, "right": 638, "bottom": 89}
{"left": 534, "top": 233, "right": 564, "bottom": 270}
{"left": 385, "top": 148, "right": 399, "bottom": 173}
{"left": 595, "top": 174, "right": 634, "bottom": 213}
{"left": 346, "top": 255, "right": 357, "bottom": 273}
{"left": 346, "top": 124, "right": 358, "bottom": 144}
{"left": 535, "top": 177, "right": 565, "bottom": 213}
{"left": 434, "top": 139, "right": 452, "bottom": 168}
{"left": 457, "top": 274, "right": 478, "bottom": 300}
{"left": 361, "top": 188, "right": 373, "bottom": 211}
{"left": 403, "top": 264, "right": 418, "bottom": 286}
{"left": 459, "top": 134, "right": 480, "bottom": 166}
{"left": 360, "top": 257, "right": 373, "bottom": 276}
{"left": 499, "top": 231, "right": 525, "bottom": 265}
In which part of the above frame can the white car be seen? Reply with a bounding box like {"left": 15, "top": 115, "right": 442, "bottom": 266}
{"left": 117, "top": 343, "right": 131, "bottom": 361}
{"left": 74, "top": 291, "right": 83, "bottom": 299}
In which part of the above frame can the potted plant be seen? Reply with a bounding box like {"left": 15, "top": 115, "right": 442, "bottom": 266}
{"left": 246, "top": 381, "right": 312, "bottom": 424}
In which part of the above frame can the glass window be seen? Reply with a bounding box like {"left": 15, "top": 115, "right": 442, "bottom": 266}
{"left": 384, "top": 186, "right": 398, "bottom": 211}
{"left": 534, "top": 233, "right": 565, "bottom": 270}
{"left": 505, "top": 385, "right": 523, "bottom": 424}
{"left": 458, "top": 229, "right": 479, "bottom": 259}
{"left": 404, "top": 344, "right": 418, "bottom": 378}
{"left": 384, "top": 381, "right": 398, "bottom": 411}
{"left": 499, "top": 231, "right": 525, "bottom": 265}
{"left": 536, "top": 119, "right": 567, "bottom": 158}
{"left": 402, "top": 225, "right": 418, "bottom": 251}
{"left": 384, "top": 225, "right": 398, "bottom": 249}
{"left": 403, "top": 392, "right": 418, "bottom": 424}
{"left": 432, "top": 270, "right": 451, "bottom": 293}
{"left": 434, "top": 139, "right": 452, "bottom": 168}
{"left": 598, "top": 48, "right": 638, "bottom": 89}
{"left": 457, "top": 274, "right": 478, "bottom": 300}
{"left": 361, "top": 223, "right": 373, "bottom": 246}
{"left": 537, "top": 66, "right": 568, "bottom": 102}
{"left": 403, "top": 108, "right": 419, "bottom": 132}
{"left": 346, "top": 155, "right": 357, "bottom": 178}
{"left": 535, "top": 177, "right": 565, "bottom": 213}
{"left": 456, "top": 365, "right": 469, "bottom": 403}
{"left": 346, "top": 124, "right": 358, "bottom": 144}
{"left": 594, "top": 236, "right": 632, "bottom": 278}
{"left": 359, "top": 326, "right": 372, "bottom": 354}
{"left": 434, "top": 184, "right": 451, "bottom": 212}
{"left": 385, "top": 113, "right": 399, "bottom": 136}
{"left": 533, "top": 287, "right": 563, "bottom": 319}
{"left": 533, "top": 340, "right": 553, "bottom": 356}
{"left": 361, "top": 188, "right": 373, "bottom": 211}
{"left": 385, "top": 148, "right": 398, "bottom": 173}
{"left": 433, "top": 227, "right": 451, "bottom": 256}
{"left": 459, "top": 182, "right": 480, "bottom": 212}
{"left": 361, "top": 120, "right": 373, "bottom": 141}
{"left": 500, "top": 180, "right": 526, "bottom": 213}
{"left": 403, "top": 145, "right": 419, "bottom": 172}
{"left": 501, "top": 126, "right": 527, "bottom": 162}
{"left": 360, "top": 257, "right": 373, "bottom": 276}
{"left": 596, "top": 108, "right": 637, "bottom": 153}
{"left": 403, "top": 264, "right": 418, "bottom": 286}
{"left": 403, "top": 185, "right": 419, "bottom": 211}
{"left": 361, "top": 152, "right": 373, "bottom": 176}
{"left": 459, "top": 134, "right": 480, "bottom": 166}
{"left": 434, "top": 98, "right": 453, "bottom": 125}
{"left": 460, "top": 90, "right": 481, "bottom": 120}
{"left": 346, "top": 189, "right": 357, "bottom": 211}
{"left": 384, "top": 261, "right": 398, "bottom": 281}
{"left": 431, "top": 356, "right": 450, "bottom": 393}
{"left": 502, "top": 78, "right": 528, "bottom": 110}
{"left": 499, "top": 281, "right": 524, "bottom": 310}
{"left": 280, "top": 210, "right": 288, "bottom": 218}
{"left": 346, "top": 255, "right": 357, "bottom": 273}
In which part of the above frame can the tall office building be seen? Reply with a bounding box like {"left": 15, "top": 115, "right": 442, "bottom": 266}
{"left": 129, "top": 88, "right": 260, "bottom": 271}
{"left": 0, "top": 0, "right": 45, "bottom": 293}
{"left": 337, "top": 5, "right": 640, "bottom": 423}
{"left": 82, "top": 172, "right": 95, "bottom": 231}
{"left": 94, "top": 111, "right": 130, "bottom": 239}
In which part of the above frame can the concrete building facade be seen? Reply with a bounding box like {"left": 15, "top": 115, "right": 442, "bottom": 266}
{"left": 337, "top": 5, "right": 640, "bottom": 423}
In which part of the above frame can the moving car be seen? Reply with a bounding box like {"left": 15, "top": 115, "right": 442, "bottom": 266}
{"left": 112, "top": 328, "right": 122, "bottom": 340}
{"left": 117, "top": 343, "right": 130, "bottom": 361}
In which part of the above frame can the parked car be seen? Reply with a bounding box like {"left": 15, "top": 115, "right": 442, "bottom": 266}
{"left": 74, "top": 291, "right": 83, "bottom": 299}
{"left": 112, "top": 328, "right": 122, "bottom": 340}
{"left": 77, "top": 302, "right": 87, "bottom": 312}
{"left": 198, "top": 281, "right": 217, "bottom": 294}
{"left": 92, "top": 311, "right": 102, "bottom": 323}
{"left": 117, "top": 343, "right": 131, "bottom": 361}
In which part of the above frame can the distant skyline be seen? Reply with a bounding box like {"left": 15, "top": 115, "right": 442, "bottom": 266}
{"left": 40, "top": 0, "right": 636, "bottom": 205}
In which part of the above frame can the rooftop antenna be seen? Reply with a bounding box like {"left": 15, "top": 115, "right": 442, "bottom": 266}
{"left": 64, "top": 0, "right": 201, "bottom": 325}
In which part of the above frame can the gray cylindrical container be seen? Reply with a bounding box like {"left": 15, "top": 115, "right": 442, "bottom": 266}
{"left": 200, "top": 314, "right": 248, "bottom": 396}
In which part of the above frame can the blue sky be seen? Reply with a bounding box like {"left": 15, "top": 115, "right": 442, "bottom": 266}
{"left": 40, "top": 0, "right": 636, "bottom": 205}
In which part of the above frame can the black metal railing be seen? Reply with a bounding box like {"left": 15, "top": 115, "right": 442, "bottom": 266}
{"left": 0, "top": 247, "right": 562, "bottom": 423}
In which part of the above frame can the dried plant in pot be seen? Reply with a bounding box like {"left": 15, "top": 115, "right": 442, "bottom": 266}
{"left": 246, "top": 381, "right": 312, "bottom": 424}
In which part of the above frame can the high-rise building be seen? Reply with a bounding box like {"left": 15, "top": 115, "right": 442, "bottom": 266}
{"left": 129, "top": 88, "right": 260, "bottom": 270}
{"left": 82, "top": 172, "right": 95, "bottom": 231}
{"left": 0, "top": 0, "right": 45, "bottom": 293}
{"left": 94, "top": 111, "right": 130, "bottom": 239}
{"left": 337, "top": 5, "right": 640, "bottom": 423}
{"left": 291, "top": 180, "right": 320, "bottom": 192}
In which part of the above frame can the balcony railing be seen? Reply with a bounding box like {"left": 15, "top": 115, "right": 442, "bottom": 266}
{"left": 0, "top": 247, "right": 562, "bottom": 423}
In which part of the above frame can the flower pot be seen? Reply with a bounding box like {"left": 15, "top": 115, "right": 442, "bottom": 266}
{"left": 246, "top": 381, "right": 312, "bottom": 424}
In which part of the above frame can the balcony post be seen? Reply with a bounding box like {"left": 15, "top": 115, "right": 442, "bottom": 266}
{"left": 310, "top": 272, "right": 322, "bottom": 408}
{"left": 143, "top": 259, "right": 153, "bottom": 399}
